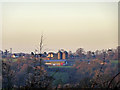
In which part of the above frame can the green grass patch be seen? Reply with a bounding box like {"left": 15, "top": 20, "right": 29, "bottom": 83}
{"left": 2, "top": 59, "right": 7, "bottom": 61}
{"left": 48, "top": 72, "right": 69, "bottom": 86}
{"left": 110, "top": 60, "right": 118, "bottom": 64}
{"left": 2, "top": 58, "right": 18, "bottom": 62}
{"left": 12, "top": 59, "right": 18, "bottom": 62}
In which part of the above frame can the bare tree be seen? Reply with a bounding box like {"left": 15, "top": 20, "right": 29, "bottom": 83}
{"left": 39, "top": 34, "right": 44, "bottom": 68}
{"left": 76, "top": 48, "right": 84, "bottom": 59}
{"left": 91, "top": 52, "right": 106, "bottom": 88}
{"left": 25, "top": 34, "right": 54, "bottom": 89}
{"left": 2, "top": 61, "right": 15, "bottom": 89}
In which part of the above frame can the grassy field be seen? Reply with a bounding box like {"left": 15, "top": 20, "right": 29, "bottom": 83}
{"left": 48, "top": 72, "right": 69, "bottom": 86}
{"left": 110, "top": 60, "right": 118, "bottom": 64}
{"left": 2, "top": 58, "right": 18, "bottom": 62}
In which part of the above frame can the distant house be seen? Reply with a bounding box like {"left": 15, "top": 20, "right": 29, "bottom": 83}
{"left": 47, "top": 52, "right": 58, "bottom": 60}
{"left": 58, "top": 51, "right": 62, "bottom": 59}
{"left": 44, "top": 59, "right": 67, "bottom": 66}
{"left": 62, "top": 51, "right": 68, "bottom": 59}
{"left": 11, "top": 54, "right": 19, "bottom": 58}
{"left": 46, "top": 50, "right": 68, "bottom": 60}
{"left": 47, "top": 52, "right": 54, "bottom": 59}
{"left": 58, "top": 50, "right": 68, "bottom": 59}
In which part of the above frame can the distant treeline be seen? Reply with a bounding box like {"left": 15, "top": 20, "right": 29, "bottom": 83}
{"left": 68, "top": 46, "right": 119, "bottom": 60}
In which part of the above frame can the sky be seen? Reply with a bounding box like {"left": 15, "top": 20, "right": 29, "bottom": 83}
{"left": 1, "top": 2, "right": 118, "bottom": 53}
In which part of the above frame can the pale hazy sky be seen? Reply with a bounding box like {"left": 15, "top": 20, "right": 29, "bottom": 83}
{"left": 2, "top": 2, "right": 118, "bottom": 53}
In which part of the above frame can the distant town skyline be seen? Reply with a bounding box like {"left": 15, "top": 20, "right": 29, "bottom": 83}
{"left": 1, "top": 2, "right": 118, "bottom": 53}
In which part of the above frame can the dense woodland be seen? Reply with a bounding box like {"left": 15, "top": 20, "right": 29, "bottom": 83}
{"left": 1, "top": 46, "right": 120, "bottom": 89}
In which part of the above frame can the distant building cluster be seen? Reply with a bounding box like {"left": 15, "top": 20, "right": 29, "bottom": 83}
{"left": 0, "top": 49, "right": 30, "bottom": 59}
{"left": 44, "top": 59, "right": 67, "bottom": 66}
{"left": 0, "top": 49, "right": 69, "bottom": 66}
{"left": 32, "top": 49, "right": 68, "bottom": 66}
{"left": 43, "top": 50, "right": 68, "bottom": 66}
{"left": 47, "top": 50, "right": 68, "bottom": 60}
{"left": 1, "top": 46, "right": 119, "bottom": 66}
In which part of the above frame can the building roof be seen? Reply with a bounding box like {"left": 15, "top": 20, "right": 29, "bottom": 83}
{"left": 58, "top": 50, "right": 62, "bottom": 53}
{"left": 48, "top": 52, "right": 55, "bottom": 54}
{"left": 44, "top": 59, "right": 67, "bottom": 62}
{"left": 63, "top": 51, "right": 68, "bottom": 53}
